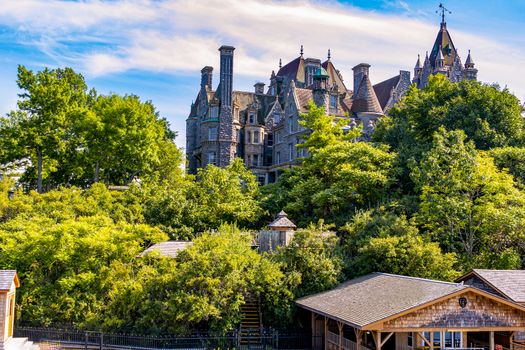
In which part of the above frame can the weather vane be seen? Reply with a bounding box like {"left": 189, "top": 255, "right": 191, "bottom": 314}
{"left": 436, "top": 3, "right": 451, "bottom": 24}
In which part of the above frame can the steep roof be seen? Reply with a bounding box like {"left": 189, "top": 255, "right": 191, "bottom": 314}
{"left": 458, "top": 269, "right": 525, "bottom": 303}
{"left": 141, "top": 241, "right": 193, "bottom": 258}
{"left": 322, "top": 60, "right": 348, "bottom": 92}
{"left": 294, "top": 87, "right": 314, "bottom": 113}
{"left": 373, "top": 75, "right": 400, "bottom": 111}
{"left": 296, "top": 272, "right": 466, "bottom": 328}
{"left": 232, "top": 91, "right": 277, "bottom": 124}
{"left": 277, "top": 56, "right": 305, "bottom": 84}
{"left": 0, "top": 270, "right": 19, "bottom": 291}
{"left": 429, "top": 23, "right": 457, "bottom": 69}
{"left": 351, "top": 75, "right": 383, "bottom": 114}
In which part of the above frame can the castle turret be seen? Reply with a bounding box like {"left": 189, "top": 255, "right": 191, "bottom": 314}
{"left": 464, "top": 49, "right": 478, "bottom": 81}
{"left": 313, "top": 66, "right": 329, "bottom": 113}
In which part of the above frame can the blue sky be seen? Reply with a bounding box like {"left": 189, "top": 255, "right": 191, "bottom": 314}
{"left": 1, "top": 0, "right": 524, "bottom": 149}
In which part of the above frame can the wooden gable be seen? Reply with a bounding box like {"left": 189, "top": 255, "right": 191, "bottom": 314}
{"left": 372, "top": 288, "right": 525, "bottom": 331}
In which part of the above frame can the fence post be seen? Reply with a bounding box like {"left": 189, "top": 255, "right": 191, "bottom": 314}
{"left": 85, "top": 331, "right": 88, "bottom": 350}
{"left": 275, "top": 329, "right": 279, "bottom": 350}
{"left": 99, "top": 332, "right": 103, "bottom": 350}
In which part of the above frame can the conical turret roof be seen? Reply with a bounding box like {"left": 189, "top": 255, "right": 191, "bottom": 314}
{"left": 415, "top": 54, "right": 422, "bottom": 69}
{"left": 351, "top": 75, "right": 383, "bottom": 115}
{"left": 269, "top": 210, "right": 296, "bottom": 229}
{"left": 465, "top": 50, "right": 474, "bottom": 66}
{"left": 429, "top": 20, "right": 457, "bottom": 69}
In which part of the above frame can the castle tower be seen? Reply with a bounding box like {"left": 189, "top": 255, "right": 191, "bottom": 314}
{"left": 217, "top": 45, "right": 237, "bottom": 167}
{"left": 313, "top": 66, "right": 329, "bottom": 113}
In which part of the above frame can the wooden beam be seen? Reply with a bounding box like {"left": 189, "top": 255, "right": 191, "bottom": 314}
{"left": 381, "top": 332, "right": 394, "bottom": 347}
{"left": 375, "top": 331, "right": 382, "bottom": 350}
{"left": 417, "top": 332, "right": 432, "bottom": 349}
{"left": 490, "top": 331, "right": 495, "bottom": 350}
{"left": 355, "top": 328, "right": 363, "bottom": 347}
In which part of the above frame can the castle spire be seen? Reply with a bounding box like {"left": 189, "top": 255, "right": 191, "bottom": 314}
{"left": 465, "top": 49, "right": 474, "bottom": 68}
{"left": 327, "top": 49, "right": 331, "bottom": 61}
{"left": 415, "top": 54, "right": 422, "bottom": 69}
{"left": 300, "top": 45, "right": 304, "bottom": 57}
{"left": 279, "top": 58, "right": 282, "bottom": 69}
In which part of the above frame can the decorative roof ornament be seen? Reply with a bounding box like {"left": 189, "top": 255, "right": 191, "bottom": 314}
{"left": 327, "top": 49, "right": 331, "bottom": 61}
{"left": 436, "top": 3, "right": 451, "bottom": 27}
{"left": 279, "top": 58, "right": 282, "bottom": 69}
{"left": 300, "top": 44, "right": 304, "bottom": 57}
{"left": 415, "top": 54, "right": 422, "bottom": 69}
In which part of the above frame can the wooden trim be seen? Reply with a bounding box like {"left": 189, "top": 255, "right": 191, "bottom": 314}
{"left": 338, "top": 322, "right": 344, "bottom": 349}
{"left": 381, "top": 326, "right": 525, "bottom": 332}
{"left": 363, "top": 287, "right": 525, "bottom": 330}
{"left": 417, "top": 332, "right": 432, "bottom": 348}
{"left": 456, "top": 271, "right": 512, "bottom": 302}
{"left": 297, "top": 303, "right": 363, "bottom": 330}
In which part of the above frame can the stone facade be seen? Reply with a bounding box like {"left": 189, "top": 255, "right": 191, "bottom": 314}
{"left": 186, "top": 17, "right": 478, "bottom": 182}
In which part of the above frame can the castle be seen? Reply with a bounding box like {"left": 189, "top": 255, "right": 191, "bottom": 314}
{"left": 186, "top": 12, "right": 477, "bottom": 184}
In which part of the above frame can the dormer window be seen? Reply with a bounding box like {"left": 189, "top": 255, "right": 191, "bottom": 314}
{"left": 249, "top": 112, "right": 255, "bottom": 124}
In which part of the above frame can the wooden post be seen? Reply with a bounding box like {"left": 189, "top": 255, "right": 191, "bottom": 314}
{"left": 311, "top": 313, "right": 316, "bottom": 350}
{"left": 325, "top": 317, "right": 328, "bottom": 350}
{"left": 490, "top": 331, "right": 495, "bottom": 350}
{"left": 510, "top": 331, "right": 515, "bottom": 350}
{"left": 338, "top": 322, "right": 344, "bottom": 350}
{"left": 355, "top": 329, "right": 363, "bottom": 350}
{"left": 376, "top": 331, "right": 382, "bottom": 350}
{"left": 462, "top": 332, "right": 468, "bottom": 348}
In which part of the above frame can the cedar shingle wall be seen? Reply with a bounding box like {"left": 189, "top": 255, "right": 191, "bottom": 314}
{"left": 383, "top": 291, "right": 525, "bottom": 329}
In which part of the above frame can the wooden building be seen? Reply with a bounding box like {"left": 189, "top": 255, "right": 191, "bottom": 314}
{"left": 296, "top": 272, "right": 525, "bottom": 350}
{"left": 0, "top": 270, "right": 20, "bottom": 350}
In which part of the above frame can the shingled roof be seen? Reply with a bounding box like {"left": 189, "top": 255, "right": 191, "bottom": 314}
{"left": 269, "top": 210, "right": 296, "bottom": 229}
{"left": 373, "top": 75, "right": 400, "bottom": 110}
{"left": 0, "top": 270, "right": 19, "bottom": 291}
{"left": 458, "top": 269, "right": 525, "bottom": 303}
{"left": 296, "top": 273, "right": 466, "bottom": 328}
{"left": 351, "top": 75, "right": 383, "bottom": 114}
{"left": 429, "top": 23, "right": 458, "bottom": 69}
{"left": 141, "top": 241, "right": 193, "bottom": 258}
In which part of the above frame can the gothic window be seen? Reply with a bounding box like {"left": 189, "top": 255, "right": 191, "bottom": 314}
{"left": 209, "top": 107, "right": 219, "bottom": 119}
{"left": 288, "top": 118, "right": 293, "bottom": 133}
{"left": 208, "top": 151, "right": 216, "bottom": 165}
{"left": 208, "top": 126, "right": 217, "bottom": 141}
{"left": 252, "top": 154, "right": 259, "bottom": 167}
{"left": 273, "top": 110, "right": 281, "bottom": 124}
{"left": 267, "top": 134, "right": 273, "bottom": 146}
{"left": 330, "top": 95, "right": 337, "bottom": 109}
{"left": 246, "top": 130, "right": 252, "bottom": 143}
{"left": 254, "top": 131, "right": 260, "bottom": 144}
{"left": 276, "top": 151, "right": 281, "bottom": 164}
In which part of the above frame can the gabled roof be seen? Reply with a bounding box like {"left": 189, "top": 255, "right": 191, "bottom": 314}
{"left": 294, "top": 87, "right": 314, "bottom": 113}
{"left": 351, "top": 75, "right": 383, "bottom": 114}
{"left": 0, "top": 270, "right": 19, "bottom": 291}
{"left": 322, "top": 60, "right": 348, "bottom": 92}
{"left": 373, "top": 75, "right": 400, "bottom": 111}
{"left": 457, "top": 269, "right": 525, "bottom": 303}
{"left": 296, "top": 273, "right": 466, "bottom": 329}
{"left": 141, "top": 241, "right": 193, "bottom": 258}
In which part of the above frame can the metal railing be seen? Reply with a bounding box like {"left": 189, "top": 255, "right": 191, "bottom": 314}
{"left": 14, "top": 327, "right": 319, "bottom": 350}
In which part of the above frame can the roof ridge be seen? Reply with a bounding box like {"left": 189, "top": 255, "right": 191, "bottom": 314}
{"left": 377, "top": 272, "right": 463, "bottom": 286}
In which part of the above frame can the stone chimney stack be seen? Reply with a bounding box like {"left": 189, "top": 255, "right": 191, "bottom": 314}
{"left": 254, "top": 82, "right": 265, "bottom": 94}
{"left": 200, "top": 66, "right": 213, "bottom": 90}
{"left": 352, "top": 63, "right": 371, "bottom": 94}
{"left": 218, "top": 45, "right": 235, "bottom": 108}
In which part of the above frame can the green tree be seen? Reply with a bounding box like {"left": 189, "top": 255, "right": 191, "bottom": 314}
{"left": 411, "top": 128, "right": 525, "bottom": 268}
{"left": 489, "top": 146, "right": 525, "bottom": 187}
{"left": 0, "top": 66, "right": 89, "bottom": 192}
{"left": 101, "top": 224, "right": 291, "bottom": 334}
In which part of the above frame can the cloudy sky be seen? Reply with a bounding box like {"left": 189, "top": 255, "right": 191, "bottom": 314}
{"left": 1, "top": 0, "right": 524, "bottom": 149}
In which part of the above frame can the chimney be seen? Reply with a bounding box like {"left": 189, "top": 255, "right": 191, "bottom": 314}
{"left": 254, "top": 82, "right": 265, "bottom": 94}
{"left": 200, "top": 66, "right": 213, "bottom": 90}
{"left": 219, "top": 45, "right": 235, "bottom": 107}
{"left": 352, "top": 63, "right": 370, "bottom": 94}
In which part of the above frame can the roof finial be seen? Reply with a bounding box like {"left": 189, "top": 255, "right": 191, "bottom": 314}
{"left": 279, "top": 58, "right": 282, "bottom": 69}
{"left": 436, "top": 3, "right": 451, "bottom": 26}
{"left": 327, "top": 49, "right": 331, "bottom": 61}
{"left": 300, "top": 45, "right": 304, "bottom": 57}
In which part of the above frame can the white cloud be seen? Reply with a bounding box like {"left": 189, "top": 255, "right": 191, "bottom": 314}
{"left": 2, "top": 0, "right": 525, "bottom": 110}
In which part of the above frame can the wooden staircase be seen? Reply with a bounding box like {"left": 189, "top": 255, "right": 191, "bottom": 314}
{"left": 239, "top": 295, "right": 263, "bottom": 346}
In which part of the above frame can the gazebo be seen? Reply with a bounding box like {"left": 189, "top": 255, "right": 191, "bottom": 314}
{"left": 0, "top": 270, "right": 20, "bottom": 349}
